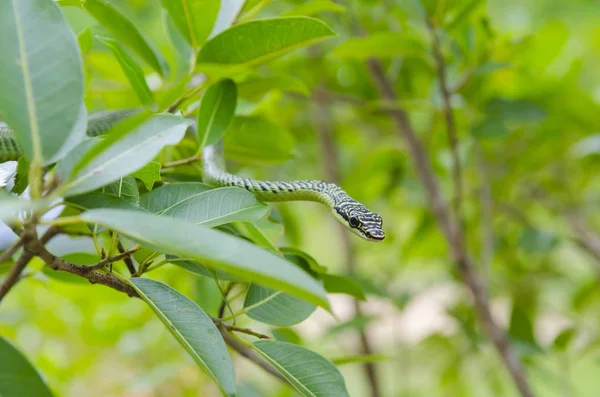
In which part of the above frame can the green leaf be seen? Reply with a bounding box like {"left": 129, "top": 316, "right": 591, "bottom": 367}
{"left": 244, "top": 284, "right": 316, "bottom": 326}
{"left": 271, "top": 328, "right": 302, "bottom": 344}
{"left": 0, "top": 0, "right": 83, "bottom": 165}
{"left": 518, "top": 228, "right": 558, "bottom": 254}
{"left": 197, "top": 79, "right": 238, "bottom": 148}
{"left": 331, "top": 354, "right": 390, "bottom": 366}
{"left": 131, "top": 161, "right": 161, "bottom": 190}
{"left": 236, "top": 222, "right": 279, "bottom": 252}
{"left": 224, "top": 116, "right": 295, "bottom": 164}
{"left": 161, "top": 187, "right": 268, "bottom": 227}
{"left": 46, "top": 103, "right": 88, "bottom": 165}
{"left": 139, "top": 182, "right": 212, "bottom": 214}
{"left": 67, "top": 192, "right": 143, "bottom": 211}
{"left": 197, "top": 17, "right": 335, "bottom": 68}
{"left": 485, "top": 98, "right": 547, "bottom": 124}
{"left": 83, "top": 0, "right": 168, "bottom": 76}
{"left": 160, "top": 0, "right": 220, "bottom": 49}
{"left": 80, "top": 209, "right": 329, "bottom": 308}
{"left": 0, "top": 336, "right": 54, "bottom": 397}
{"left": 128, "top": 278, "right": 236, "bottom": 397}
{"left": 102, "top": 176, "right": 140, "bottom": 205}
{"left": 237, "top": 75, "right": 310, "bottom": 99}
{"left": 282, "top": 0, "right": 345, "bottom": 16}
{"left": 331, "top": 32, "right": 425, "bottom": 60}
{"left": 280, "top": 247, "right": 328, "bottom": 275}
{"left": 57, "top": 115, "right": 191, "bottom": 197}
{"left": 253, "top": 340, "right": 350, "bottom": 397}
{"left": 553, "top": 327, "right": 575, "bottom": 351}
{"left": 470, "top": 118, "right": 508, "bottom": 139}
{"left": 322, "top": 273, "right": 366, "bottom": 301}
{"left": 11, "top": 156, "right": 29, "bottom": 195}
{"left": 98, "top": 36, "right": 154, "bottom": 106}
{"left": 77, "top": 27, "right": 94, "bottom": 54}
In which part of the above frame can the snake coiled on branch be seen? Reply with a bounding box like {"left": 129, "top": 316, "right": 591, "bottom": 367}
{"left": 0, "top": 110, "right": 385, "bottom": 241}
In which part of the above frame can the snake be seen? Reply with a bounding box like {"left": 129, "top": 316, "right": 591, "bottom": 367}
{"left": 0, "top": 110, "right": 385, "bottom": 242}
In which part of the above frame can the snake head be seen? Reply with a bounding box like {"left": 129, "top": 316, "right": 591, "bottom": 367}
{"left": 333, "top": 204, "right": 385, "bottom": 242}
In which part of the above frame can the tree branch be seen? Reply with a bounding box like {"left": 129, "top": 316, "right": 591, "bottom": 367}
{"left": 313, "top": 87, "right": 382, "bottom": 397}
{"left": 428, "top": 20, "right": 463, "bottom": 226}
{"left": 118, "top": 241, "right": 137, "bottom": 276}
{"left": 213, "top": 318, "right": 271, "bottom": 339}
{"left": 365, "top": 57, "right": 534, "bottom": 397}
{"left": 218, "top": 326, "right": 288, "bottom": 383}
{"left": 0, "top": 226, "right": 60, "bottom": 303}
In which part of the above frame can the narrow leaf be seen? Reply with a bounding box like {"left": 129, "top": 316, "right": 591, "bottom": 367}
{"left": 129, "top": 278, "right": 236, "bottom": 397}
{"left": 197, "top": 17, "right": 335, "bottom": 68}
{"left": 0, "top": 0, "right": 83, "bottom": 164}
{"left": 160, "top": 0, "right": 220, "bottom": 48}
{"left": 197, "top": 79, "right": 237, "bottom": 148}
{"left": 253, "top": 340, "right": 350, "bottom": 397}
{"left": 0, "top": 336, "right": 54, "bottom": 397}
{"left": 98, "top": 36, "right": 154, "bottom": 106}
{"left": 80, "top": 209, "right": 329, "bottom": 308}
{"left": 83, "top": 0, "right": 168, "bottom": 76}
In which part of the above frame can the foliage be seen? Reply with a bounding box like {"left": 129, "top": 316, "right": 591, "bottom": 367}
{"left": 2, "top": 0, "right": 600, "bottom": 396}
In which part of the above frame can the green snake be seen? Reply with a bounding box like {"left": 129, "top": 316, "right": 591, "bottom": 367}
{"left": 0, "top": 110, "right": 385, "bottom": 242}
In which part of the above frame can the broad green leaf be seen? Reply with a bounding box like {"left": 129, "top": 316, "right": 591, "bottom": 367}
{"left": 224, "top": 116, "right": 295, "bottom": 164}
{"left": 237, "top": 76, "right": 310, "bottom": 99}
{"left": 83, "top": 0, "right": 168, "bottom": 76}
{"left": 128, "top": 278, "right": 236, "bottom": 397}
{"left": 282, "top": 0, "right": 345, "bottom": 16}
{"left": 161, "top": 187, "right": 268, "bottom": 227}
{"left": 102, "top": 176, "right": 140, "bottom": 205}
{"left": 321, "top": 273, "right": 366, "bottom": 301}
{"left": 167, "top": 255, "right": 238, "bottom": 281}
{"left": 485, "top": 98, "right": 546, "bottom": 124}
{"left": 331, "top": 32, "right": 425, "bottom": 60}
{"left": 67, "top": 192, "right": 143, "bottom": 212}
{"left": 139, "top": 182, "right": 212, "bottom": 214}
{"left": 271, "top": 328, "right": 302, "bottom": 345}
{"left": 57, "top": 115, "right": 191, "bottom": 197}
{"left": 160, "top": 0, "right": 220, "bottom": 49}
{"left": 518, "top": 228, "right": 558, "bottom": 254}
{"left": 197, "top": 17, "right": 335, "bottom": 68}
{"left": 470, "top": 118, "right": 508, "bottom": 139}
{"left": 446, "top": 0, "right": 484, "bottom": 30}
{"left": 236, "top": 222, "right": 279, "bottom": 252}
{"left": 280, "top": 247, "right": 328, "bottom": 275}
{"left": 0, "top": 0, "right": 83, "bottom": 164}
{"left": 244, "top": 284, "right": 316, "bottom": 326}
{"left": 253, "top": 340, "right": 350, "bottom": 397}
{"left": 98, "top": 36, "right": 154, "bottom": 106}
{"left": 77, "top": 27, "right": 94, "bottom": 54}
{"left": 131, "top": 161, "right": 161, "bottom": 190}
{"left": 197, "top": 79, "right": 237, "bottom": 148}
{"left": 0, "top": 336, "right": 54, "bottom": 397}
{"left": 81, "top": 209, "right": 329, "bottom": 308}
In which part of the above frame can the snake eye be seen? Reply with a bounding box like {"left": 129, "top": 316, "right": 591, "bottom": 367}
{"left": 348, "top": 216, "right": 360, "bottom": 228}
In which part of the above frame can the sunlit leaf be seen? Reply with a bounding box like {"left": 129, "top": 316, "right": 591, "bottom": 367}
{"left": 0, "top": 0, "right": 83, "bottom": 164}
{"left": 282, "top": 0, "right": 345, "bottom": 16}
{"left": 331, "top": 32, "right": 425, "bottom": 60}
{"left": 160, "top": 0, "right": 220, "bottom": 49}
{"left": 80, "top": 209, "right": 330, "bottom": 308}
{"left": 244, "top": 284, "right": 316, "bottom": 326}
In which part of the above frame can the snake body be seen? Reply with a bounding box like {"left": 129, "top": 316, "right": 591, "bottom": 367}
{"left": 0, "top": 111, "right": 385, "bottom": 241}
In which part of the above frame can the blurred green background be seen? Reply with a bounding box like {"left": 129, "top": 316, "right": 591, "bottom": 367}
{"left": 3, "top": 0, "right": 600, "bottom": 396}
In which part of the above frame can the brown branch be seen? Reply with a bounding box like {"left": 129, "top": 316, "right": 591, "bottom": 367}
{"left": 428, "top": 20, "right": 464, "bottom": 227}
{"left": 0, "top": 226, "right": 60, "bottom": 303}
{"left": 366, "top": 57, "right": 534, "bottom": 397}
{"left": 213, "top": 318, "right": 271, "bottom": 339}
{"left": 0, "top": 237, "right": 24, "bottom": 265}
{"left": 313, "top": 87, "right": 382, "bottom": 397}
{"left": 118, "top": 241, "right": 137, "bottom": 276}
{"left": 218, "top": 326, "right": 288, "bottom": 383}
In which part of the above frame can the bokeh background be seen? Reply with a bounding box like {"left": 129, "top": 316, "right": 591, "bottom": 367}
{"left": 3, "top": 0, "right": 600, "bottom": 396}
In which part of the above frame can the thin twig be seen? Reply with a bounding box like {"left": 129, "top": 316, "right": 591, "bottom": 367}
{"left": 365, "top": 57, "right": 534, "bottom": 397}
{"left": 428, "top": 20, "right": 463, "bottom": 227}
{"left": 313, "top": 87, "right": 382, "bottom": 397}
{"left": 0, "top": 237, "right": 25, "bottom": 265}
{"left": 213, "top": 318, "right": 270, "bottom": 339}
{"left": 118, "top": 241, "right": 137, "bottom": 276}
{"left": 218, "top": 326, "right": 288, "bottom": 383}
{"left": 162, "top": 156, "right": 201, "bottom": 169}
